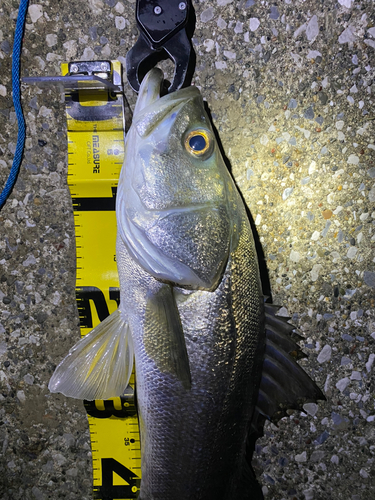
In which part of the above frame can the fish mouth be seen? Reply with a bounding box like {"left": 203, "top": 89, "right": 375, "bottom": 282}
{"left": 133, "top": 68, "right": 164, "bottom": 116}
{"left": 133, "top": 69, "right": 201, "bottom": 138}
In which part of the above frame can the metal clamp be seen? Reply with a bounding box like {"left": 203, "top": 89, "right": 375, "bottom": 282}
{"left": 126, "top": 0, "right": 196, "bottom": 93}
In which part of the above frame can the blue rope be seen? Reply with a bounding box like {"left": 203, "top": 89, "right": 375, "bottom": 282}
{"left": 0, "top": 0, "right": 29, "bottom": 210}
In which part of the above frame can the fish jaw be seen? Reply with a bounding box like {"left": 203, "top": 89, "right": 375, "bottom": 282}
{"left": 116, "top": 69, "right": 237, "bottom": 290}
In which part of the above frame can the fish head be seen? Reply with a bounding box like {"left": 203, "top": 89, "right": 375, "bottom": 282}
{"left": 117, "top": 69, "right": 237, "bottom": 290}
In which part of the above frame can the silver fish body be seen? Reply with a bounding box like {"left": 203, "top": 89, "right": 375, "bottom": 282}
{"left": 49, "top": 68, "right": 324, "bottom": 500}
{"left": 116, "top": 69, "right": 265, "bottom": 499}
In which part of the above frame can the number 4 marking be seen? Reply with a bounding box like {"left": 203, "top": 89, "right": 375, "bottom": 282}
{"left": 95, "top": 458, "right": 140, "bottom": 499}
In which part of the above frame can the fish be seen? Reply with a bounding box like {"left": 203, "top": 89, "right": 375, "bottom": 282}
{"left": 49, "top": 68, "right": 325, "bottom": 499}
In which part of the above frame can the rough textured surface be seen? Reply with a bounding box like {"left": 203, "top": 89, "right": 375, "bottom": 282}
{"left": 0, "top": 1, "right": 374, "bottom": 499}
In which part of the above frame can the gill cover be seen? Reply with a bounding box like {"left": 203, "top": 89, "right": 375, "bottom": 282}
{"left": 116, "top": 69, "right": 234, "bottom": 290}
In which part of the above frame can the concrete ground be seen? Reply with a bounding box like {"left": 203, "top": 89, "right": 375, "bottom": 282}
{"left": 0, "top": 0, "right": 374, "bottom": 499}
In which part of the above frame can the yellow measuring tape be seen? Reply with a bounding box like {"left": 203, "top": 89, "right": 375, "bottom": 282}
{"left": 62, "top": 60, "right": 141, "bottom": 499}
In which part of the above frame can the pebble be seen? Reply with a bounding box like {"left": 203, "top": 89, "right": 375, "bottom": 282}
{"left": 114, "top": 1, "right": 124, "bottom": 14}
{"left": 249, "top": 18, "right": 260, "bottom": 32}
{"left": 215, "top": 61, "right": 227, "bottom": 70}
{"left": 321, "top": 222, "right": 331, "bottom": 239}
{"left": 331, "top": 412, "right": 349, "bottom": 427}
{"left": 234, "top": 21, "right": 243, "bottom": 34}
{"left": 102, "top": 44, "right": 111, "bottom": 57}
{"left": 269, "top": 6, "right": 279, "bottom": 20}
{"left": 63, "top": 40, "right": 78, "bottom": 59}
{"left": 46, "top": 34, "right": 57, "bottom": 47}
{"left": 282, "top": 187, "right": 293, "bottom": 200}
{"left": 346, "top": 247, "right": 357, "bottom": 259}
{"left": 341, "top": 356, "right": 352, "bottom": 366}
{"left": 307, "top": 50, "right": 321, "bottom": 60}
{"left": 115, "top": 16, "right": 126, "bottom": 30}
{"left": 203, "top": 39, "right": 215, "bottom": 52}
{"left": 34, "top": 55, "right": 46, "bottom": 70}
{"left": 223, "top": 50, "right": 236, "bottom": 60}
{"left": 217, "top": 17, "right": 227, "bottom": 29}
{"left": 277, "top": 307, "right": 289, "bottom": 317}
{"left": 63, "top": 433, "right": 76, "bottom": 448}
{"left": 52, "top": 452, "right": 67, "bottom": 466}
{"left": 360, "top": 469, "right": 369, "bottom": 479}
{"left": 322, "top": 209, "right": 333, "bottom": 219}
{"left": 365, "top": 353, "right": 375, "bottom": 372}
{"left": 22, "top": 254, "right": 37, "bottom": 267}
{"left": 317, "top": 344, "right": 332, "bottom": 364}
{"left": 28, "top": 4, "right": 43, "bottom": 23}
{"left": 50, "top": 290, "right": 61, "bottom": 306}
{"left": 303, "top": 489, "right": 314, "bottom": 500}
{"left": 303, "top": 403, "right": 318, "bottom": 416}
{"left": 88, "top": 0, "right": 104, "bottom": 14}
{"left": 336, "top": 377, "right": 350, "bottom": 392}
{"left": 17, "top": 390, "right": 26, "bottom": 403}
{"left": 81, "top": 47, "right": 96, "bottom": 60}
{"left": 259, "top": 134, "right": 268, "bottom": 146}
{"left": 314, "top": 431, "right": 330, "bottom": 444}
{"left": 38, "top": 106, "right": 52, "bottom": 118}
{"left": 350, "top": 371, "right": 361, "bottom": 381}
{"left": 311, "top": 264, "right": 322, "bottom": 282}
{"left": 201, "top": 7, "right": 214, "bottom": 23}
{"left": 341, "top": 333, "right": 353, "bottom": 341}
{"left": 364, "top": 39, "right": 375, "bottom": 49}
{"left": 363, "top": 271, "right": 375, "bottom": 288}
{"left": 304, "top": 106, "right": 315, "bottom": 119}
{"left": 295, "top": 451, "right": 307, "bottom": 463}
{"left": 310, "top": 450, "right": 325, "bottom": 462}
{"left": 347, "top": 154, "right": 359, "bottom": 165}
{"left": 301, "top": 176, "right": 310, "bottom": 185}
{"left": 289, "top": 250, "right": 301, "bottom": 263}
{"left": 294, "top": 23, "right": 307, "bottom": 38}
{"left": 23, "top": 373, "right": 34, "bottom": 385}
{"left": 339, "top": 25, "right": 356, "bottom": 44}
{"left": 0, "top": 84, "right": 6, "bottom": 97}
{"left": 306, "top": 15, "right": 319, "bottom": 42}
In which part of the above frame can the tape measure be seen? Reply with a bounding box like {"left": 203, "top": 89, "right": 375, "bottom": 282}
{"left": 61, "top": 60, "right": 141, "bottom": 500}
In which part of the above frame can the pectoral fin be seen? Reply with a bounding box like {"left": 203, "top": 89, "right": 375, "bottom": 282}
{"left": 144, "top": 285, "right": 191, "bottom": 390}
{"left": 48, "top": 308, "right": 133, "bottom": 401}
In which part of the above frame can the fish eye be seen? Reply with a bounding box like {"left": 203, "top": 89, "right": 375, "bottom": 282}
{"left": 184, "top": 129, "right": 213, "bottom": 158}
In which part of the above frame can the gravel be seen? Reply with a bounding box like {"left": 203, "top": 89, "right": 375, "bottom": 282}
{"left": 1, "top": 0, "right": 374, "bottom": 499}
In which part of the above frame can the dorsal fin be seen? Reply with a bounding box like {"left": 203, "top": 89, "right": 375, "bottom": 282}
{"left": 247, "top": 301, "right": 326, "bottom": 461}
